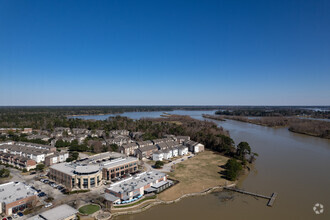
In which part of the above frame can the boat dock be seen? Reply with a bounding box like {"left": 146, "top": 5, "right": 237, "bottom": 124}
{"left": 224, "top": 187, "right": 277, "bottom": 207}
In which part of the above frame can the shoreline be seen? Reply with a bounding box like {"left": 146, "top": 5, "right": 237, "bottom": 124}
{"left": 110, "top": 183, "right": 236, "bottom": 219}
{"left": 203, "top": 115, "right": 330, "bottom": 139}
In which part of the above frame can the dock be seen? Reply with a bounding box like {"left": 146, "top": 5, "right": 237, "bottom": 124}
{"left": 224, "top": 187, "right": 277, "bottom": 207}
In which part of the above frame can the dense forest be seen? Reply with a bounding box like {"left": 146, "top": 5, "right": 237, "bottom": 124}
{"left": 204, "top": 115, "right": 330, "bottom": 139}
{"left": 215, "top": 106, "right": 330, "bottom": 118}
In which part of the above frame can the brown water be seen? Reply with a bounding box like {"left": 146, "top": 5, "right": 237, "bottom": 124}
{"left": 116, "top": 119, "right": 330, "bottom": 220}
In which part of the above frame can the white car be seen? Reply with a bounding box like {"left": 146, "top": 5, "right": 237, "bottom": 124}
{"left": 44, "top": 203, "right": 52, "bottom": 208}
{"left": 13, "top": 214, "right": 18, "bottom": 218}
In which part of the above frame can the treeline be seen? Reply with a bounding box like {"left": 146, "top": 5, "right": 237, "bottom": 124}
{"left": 289, "top": 120, "right": 330, "bottom": 139}
{"left": 215, "top": 106, "right": 329, "bottom": 118}
{"left": 0, "top": 106, "right": 218, "bottom": 129}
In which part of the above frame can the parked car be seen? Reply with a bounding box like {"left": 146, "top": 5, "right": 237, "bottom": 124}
{"left": 12, "top": 214, "right": 18, "bottom": 219}
{"left": 57, "top": 186, "right": 64, "bottom": 190}
{"left": 2, "top": 218, "right": 7, "bottom": 220}
{"left": 38, "top": 192, "right": 46, "bottom": 197}
{"left": 44, "top": 203, "right": 52, "bottom": 208}
{"left": 30, "top": 172, "right": 36, "bottom": 175}
{"left": 7, "top": 217, "right": 12, "bottom": 220}
{"left": 17, "top": 212, "right": 23, "bottom": 217}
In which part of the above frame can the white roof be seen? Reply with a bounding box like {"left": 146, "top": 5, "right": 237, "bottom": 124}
{"left": 33, "top": 204, "right": 78, "bottom": 220}
{"left": 0, "top": 182, "right": 36, "bottom": 204}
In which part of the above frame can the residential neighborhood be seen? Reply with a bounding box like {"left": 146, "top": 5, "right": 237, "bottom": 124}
{"left": 0, "top": 127, "right": 204, "bottom": 220}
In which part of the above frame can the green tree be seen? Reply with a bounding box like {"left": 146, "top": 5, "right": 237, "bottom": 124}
{"left": 224, "top": 158, "right": 242, "bottom": 181}
{"left": 36, "top": 164, "right": 45, "bottom": 171}
{"left": 0, "top": 168, "right": 10, "bottom": 178}
{"left": 154, "top": 161, "right": 164, "bottom": 169}
{"left": 236, "top": 142, "right": 251, "bottom": 160}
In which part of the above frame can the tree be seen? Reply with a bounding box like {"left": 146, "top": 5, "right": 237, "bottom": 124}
{"left": 249, "top": 152, "right": 259, "bottom": 163}
{"left": 224, "top": 158, "right": 242, "bottom": 181}
{"left": 154, "top": 161, "right": 164, "bottom": 169}
{"left": 236, "top": 142, "right": 251, "bottom": 160}
{"left": 36, "top": 164, "right": 45, "bottom": 171}
{"left": 109, "top": 144, "right": 118, "bottom": 152}
{"left": 0, "top": 168, "right": 10, "bottom": 178}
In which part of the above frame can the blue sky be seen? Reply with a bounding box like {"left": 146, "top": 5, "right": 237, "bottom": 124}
{"left": 0, "top": 0, "right": 329, "bottom": 106}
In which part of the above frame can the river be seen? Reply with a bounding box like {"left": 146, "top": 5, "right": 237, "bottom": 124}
{"left": 75, "top": 110, "right": 330, "bottom": 219}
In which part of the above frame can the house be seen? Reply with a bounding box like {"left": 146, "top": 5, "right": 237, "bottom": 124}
{"left": 136, "top": 140, "right": 153, "bottom": 148}
{"left": 176, "top": 136, "right": 190, "bottom": 144}
{"left": 185, "top": 140, "right": 205, "bottom": 153}
{"left": 0, "top": 153, "right": 37, "bottom": 171}
{"left": 72, "top": 128, "right": 89, "bottom": 135}
{"left": 120, "top": 143, "right": 139, "bottom": 156}
{"left": 0, "top": 142, "right": 55, "bottom": 163}
{"left": 27, "top": 204, "right": 78, "bottom": 220}
{"left": 171, "top": 147, "right": 179, "bottom": 157}
{"left": 0, "top": 182, "right": 37, "bottom": 215}
{"left": 129, "top": 131, "right": 144, "bottom": 140}
{"left": 109, "top": 130, "right": 130, "bottom": 136}
{"left": 163, "top": 149, "right": 173, "bottom": 160}
{"left": 156, "top": 141, "right": 180, "bottom": 150}
{"left": 152, "top": 150, "right": 164, "bottom": 161}
{"left": 45, "top": 152, "right": 69, "bottom": 166}
{"left": 178, "top": 145, "right": 189, "bottom": 156}
{"left": 151, "top": 138, "right": 173, "bottom": 145}
{"left": 136, "top": 145, "right": 158, "bottom": 160}
{"left": 22, "top": 128, "right": 33, "bottom": 134}
{"left": 76, "top": 134, "right": 87, "bottom": 144}
{"left": 26, "top": 134, "right": 50, "bottom": 142}
{"left": 55, "top": 127, "right": 72, "bottom": 135}
{"left": 91, "top": 130, "right": 105, "bottom": 138}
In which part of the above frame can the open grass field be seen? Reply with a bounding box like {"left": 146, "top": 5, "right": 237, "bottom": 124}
{"left": 78, "top": 204, "right": 100, "bottom": 215}
{"left": 158, "top": 150, "right": 231, "bottom": 201}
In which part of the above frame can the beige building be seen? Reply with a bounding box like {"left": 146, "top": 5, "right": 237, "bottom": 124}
{"left": 49, "top": 156, "right": 139, "bottom": 190}
{"left": 49, "top": 163, "right": 102, "bottom": 190}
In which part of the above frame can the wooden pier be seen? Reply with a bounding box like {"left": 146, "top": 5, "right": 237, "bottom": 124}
{"left": 224, "top": 187, "right": 277, "bottom": 207}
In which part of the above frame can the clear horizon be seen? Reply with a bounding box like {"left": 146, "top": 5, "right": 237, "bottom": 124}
{"left": 1, "top": 0, "right": 329, "bottom": 106}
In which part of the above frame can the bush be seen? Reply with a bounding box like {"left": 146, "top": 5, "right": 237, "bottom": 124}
{"left": 36, "top": 164, "right": 45, "bottom": 171}
{"left": 154, "top": 161, "right": 164, "bottom": 169}
{"left": 0, "top": 168, "right": 10, "bottom": 178}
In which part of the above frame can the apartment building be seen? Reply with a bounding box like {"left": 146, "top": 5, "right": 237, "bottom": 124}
{"left": 45, "top": 152, "right": 69, "bottom": 166}
{"left": 0, "top": 153, "right": 37, "bottom": 171}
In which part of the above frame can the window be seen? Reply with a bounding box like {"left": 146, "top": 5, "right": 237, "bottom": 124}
{"left": 83, "top": 178, "right": 88, "bottom": 188}
{"left": 90, "top": 177, "right": 95, "bottom": 187}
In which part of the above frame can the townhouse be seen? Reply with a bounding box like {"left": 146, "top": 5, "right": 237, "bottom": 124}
{"left": 45, "top": 152, "right": 69, "bottom": 166}
{"left": 136, "top": 145, "right": 158, "bottom": 160}
{"left": 0, "top": 153, "right": 37, "bottom": 171}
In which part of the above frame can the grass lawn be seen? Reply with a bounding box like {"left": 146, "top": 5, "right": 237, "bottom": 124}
{"left": 158, "top": 150, "right": 231, "bottom": 201}
{"left": 78, "top": 204, "right": 100, "bottom": 215}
